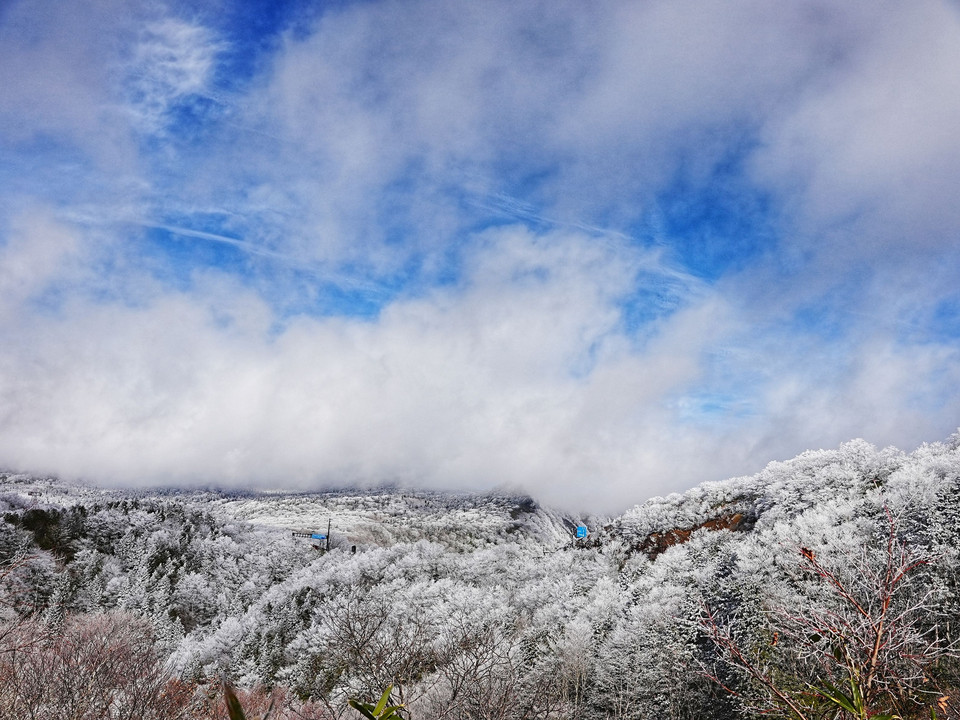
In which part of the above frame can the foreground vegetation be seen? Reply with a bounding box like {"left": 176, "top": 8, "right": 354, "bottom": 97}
{"left": 1, "top": 435, "right": 959, "bottom": 719}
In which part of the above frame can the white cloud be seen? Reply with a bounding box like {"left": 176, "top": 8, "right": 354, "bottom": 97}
{"left": 750, "top": 1, "right": 960, "bottom": 258}
{"left": 0, "top": 0, "right": 139, "bottom": 169}
{"left": 1, "top": 215, "right": 958, "bottom": 513}
{"left": 749, "top": 336, "right": 960, "bottom": 467}
{"left": 0, "top": 211, "right": 81, "bottom": 322}
{"left": 2, "top": 0, "right": 959, "bottom": 512}
{"left": 126, "top": 17, "right": 224, "bottom": 133}
{"left": 0, "top": 224, "right": 720, "bottom": 512}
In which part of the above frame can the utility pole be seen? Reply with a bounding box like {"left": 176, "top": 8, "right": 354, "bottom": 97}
{"left": 326, "top": 518, "right": 332, "bottom": 552}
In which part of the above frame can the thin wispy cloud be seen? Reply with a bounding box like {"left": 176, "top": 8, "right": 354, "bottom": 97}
{"left": 1, "top": 0, "right": 958, "bottom": 512}
{"left": 125, "top": 18, "right": 224, "bottom": 134}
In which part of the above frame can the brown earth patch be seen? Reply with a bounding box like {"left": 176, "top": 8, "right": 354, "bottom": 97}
{"left": 637, "top": 511, "right": 753, "bottom": 560}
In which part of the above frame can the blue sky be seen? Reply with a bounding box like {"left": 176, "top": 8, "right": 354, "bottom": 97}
{"left": 1, "top": 0, "right": 959, "bottom": 512}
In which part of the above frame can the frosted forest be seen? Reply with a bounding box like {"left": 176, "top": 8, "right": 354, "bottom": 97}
{"left": 2, "top": 434, "right": 960, "bottom": 719}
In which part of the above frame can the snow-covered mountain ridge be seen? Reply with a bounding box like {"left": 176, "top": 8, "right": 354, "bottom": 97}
{"left": 0, "top": 476, "right": 585, "bottom": 552}
{"left": 611, "top": 436, "right": 959, "bottom": 554}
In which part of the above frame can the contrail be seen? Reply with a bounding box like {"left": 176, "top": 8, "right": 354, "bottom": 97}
{"left": 139, "top": 222, "right": 289, "bottom": 261}
{"left": 139, "top": 221, "right": 393, "bottom": 297}
{"left": 62, "top": 210, "right": 394, "bottom": 298}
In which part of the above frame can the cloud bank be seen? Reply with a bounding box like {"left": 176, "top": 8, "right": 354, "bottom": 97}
{"left": 1, "top": 0, "right": 959, "bottom": 512}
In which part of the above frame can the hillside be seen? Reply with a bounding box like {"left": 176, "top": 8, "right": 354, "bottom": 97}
{"left": 1, "top": 433, "right": 959, "bottom": 719}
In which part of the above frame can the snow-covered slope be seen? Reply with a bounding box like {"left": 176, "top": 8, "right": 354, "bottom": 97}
{"left": 209, "top": 488, "right": 582, "bottom": 550}
{"left": 2, "top": 432, "right": 959, "bottom": 720}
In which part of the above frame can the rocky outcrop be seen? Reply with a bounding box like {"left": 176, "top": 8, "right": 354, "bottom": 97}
{"left": 636, "top": 511, "right": 755, "bottom": 559}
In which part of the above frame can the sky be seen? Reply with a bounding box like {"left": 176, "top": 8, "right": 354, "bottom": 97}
{"left": 1, "top": 0, "right": 959, "bottom": 513}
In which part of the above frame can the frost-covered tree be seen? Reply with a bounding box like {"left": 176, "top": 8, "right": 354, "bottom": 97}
{"left": 704, "top": 511, "right": 959, "bottom": 719}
